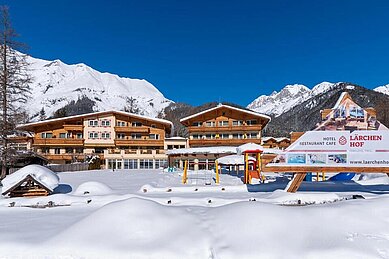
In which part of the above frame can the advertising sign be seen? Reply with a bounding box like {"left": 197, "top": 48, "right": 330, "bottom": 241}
{"left": 280, "top": 131, "right": 389, "bottom": 167}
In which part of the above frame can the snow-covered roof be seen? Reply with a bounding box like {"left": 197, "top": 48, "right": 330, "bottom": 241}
{"left": 216, "top": 154, "right": 255, "bottom": 165}
{"left": 261, "top": 137, "right": 290, "bottom": 143}
{"left": 18, "top": 110, "right": 173, "bottom": 129}
{"left": 179, "top": 104, "right": 271, "bottom": 123}
{"left": 237, "top": 143, "right": 284, "bottom": 155}
{"left": 1, "top": 165, "right": 59, "bottom": 195}
{"left": 236, "top": 143, "right": 264, "bottom": 154}
{"left": 166, "top": 146, "right": 237, "bottom": 155}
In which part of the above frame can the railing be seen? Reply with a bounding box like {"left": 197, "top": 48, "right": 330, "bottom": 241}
{"left": 114, "top": 139, "right": 164, "bottom": 146}
{"left": 34, "top": 138, "right": 85, "bottom": 146}
{"left": 38, "top": 153, "right": 86, "bottom": 161}
{"left": 189, "top": 138, "right": 261, "bottom": 146}
{"left": 63, "top": 124, "right": 83, "bottom": 131}
{"left": 188, "top": 125, "right": 262, "bottom": 132}
{"left": 114, "top": 126, "right": 150, "bottom": 133}
{"left": 105, "top": 149, "right": 166, "bottom": 156}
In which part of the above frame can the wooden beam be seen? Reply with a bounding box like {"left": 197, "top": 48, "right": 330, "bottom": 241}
{"left": 287, "top": 173, "right": 306, "bottom": 193}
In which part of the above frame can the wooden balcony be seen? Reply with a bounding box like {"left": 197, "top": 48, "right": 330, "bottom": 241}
{"left": 188, "top": 125, "right": 261, "bottom": 133}
{"left": 189, "top": 138, "right": 261, "bottom": 147}
{"left": 40, "top": 153, "right": 86, "bottom": 161}
{"left": 63, "top": 124, "right": 83, "bottom": 131}
{"left": 34, "top": 138, "right": 84, "bottom": 146}
{"left": 114, "top": 139, "right": 164, "bottom": 147}
{"left": 114, "top": 126, "right": 149, "bottom": 133}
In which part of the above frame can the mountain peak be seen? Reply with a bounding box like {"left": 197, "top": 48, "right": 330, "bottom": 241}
{"left": 23, "top": 54, "right": 173, "bottom": 120}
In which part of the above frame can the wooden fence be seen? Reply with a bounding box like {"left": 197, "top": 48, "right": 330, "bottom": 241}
{"left": 9, "top": 163, "right": 90, "bottom": 174}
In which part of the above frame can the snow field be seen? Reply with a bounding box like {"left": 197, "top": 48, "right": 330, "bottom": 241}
{"left": 0, "top": 169, "right": 389, "bottom": 258}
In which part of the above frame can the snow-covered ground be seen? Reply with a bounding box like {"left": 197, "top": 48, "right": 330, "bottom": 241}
{"left": 1, "top": 169, "right": 389, "bottom": 258}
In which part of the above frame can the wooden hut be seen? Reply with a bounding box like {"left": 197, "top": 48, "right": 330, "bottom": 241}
{"left": 1, "top": 165, "right": 59, "bottom": 198}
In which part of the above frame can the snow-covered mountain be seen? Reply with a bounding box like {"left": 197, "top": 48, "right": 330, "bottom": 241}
{"left": 24, "top": 55, "right": 173, "bottom": 120}
{"left": 247, "top": 82, "right": 335, "bottom": 116}
{"left": 375, "top": 85, "right": 389, "bottom": 95}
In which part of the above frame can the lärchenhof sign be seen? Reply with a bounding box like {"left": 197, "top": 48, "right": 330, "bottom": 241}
{"left": 282, "top": 131, "right": 389, "bottom": 167}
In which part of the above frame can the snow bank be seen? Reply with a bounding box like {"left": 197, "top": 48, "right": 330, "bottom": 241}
{"left": 48, "top": 198, "right": 210, "bottom": 258}
{"left": 73, "top": 181, "right": 113, "bottom": 196}
{"left": 1, "top": 165, "right": 59, "bottom": 195}
{"left": 216, "top": 154, "right": 255, "bottom": 165}
{"left": 166, "top": 146, "right": 237, "bottom": 155}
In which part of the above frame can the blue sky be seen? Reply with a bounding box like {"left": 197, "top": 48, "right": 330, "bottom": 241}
{"left": 3, "top": 0, "right": 389, "bottom": 106}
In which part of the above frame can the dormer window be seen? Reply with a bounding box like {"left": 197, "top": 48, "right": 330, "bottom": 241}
{"left": 41, "top": 132, "right": 53, "bottom": 138}
{"left": 205, "top": 121, "right": 215, "bottom": 127}
{"left": 218, "top": 121, "right": 229, "bottom": 127}
{"left": 232, "top": 120, "right": 243, "bottom": 126}
{"left": 246, "top": 120, "right": 257, "bottom": 125}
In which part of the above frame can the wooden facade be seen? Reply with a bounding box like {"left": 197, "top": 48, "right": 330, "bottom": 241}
{"left": 17, "top": 111, "right": 173, "bottom": 168}
{"left": 180, "top": 104, "right": 271, "bottom": 147}
{"left": 2, "top": 175, "right": 52, "bottom": 198}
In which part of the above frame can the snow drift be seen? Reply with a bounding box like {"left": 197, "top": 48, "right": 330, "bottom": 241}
{"left": 1, "top": 164, "right": 59, "bottom": 195}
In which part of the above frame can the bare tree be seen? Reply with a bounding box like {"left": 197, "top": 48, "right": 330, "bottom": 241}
{"left": 0, "top": 6, "right": 31, "bottom": 179}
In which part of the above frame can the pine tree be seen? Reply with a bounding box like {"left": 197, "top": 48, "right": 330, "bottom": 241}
{"left": 39, "top": 107, "right": 46, "bottom": 120}
{"left": 0, "top": 6, "right": 32, "bottom": 179}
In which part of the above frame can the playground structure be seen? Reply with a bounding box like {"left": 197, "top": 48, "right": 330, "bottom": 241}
{"left": 182, "top": 160, "right": 218, "bottom": 185}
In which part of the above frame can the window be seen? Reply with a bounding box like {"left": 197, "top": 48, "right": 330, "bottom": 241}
{"left": 192, "top": 122, "right": 202, "bottom": 127}
{"left": 65, "top": 148, "right": 73, "bottom": 153}
{"left": 220, "top": 134, "right": 230, "bottom": 139}
{"left": 101, "top": 132, "right": 110, "bottom": 139}
{"left": 246, "top": 120, "right": 257, "bottom": 126}
{"left": 117, "top": 133, "right": 126, "bottom": 139}
{"left": 41, "top": 132, "right": 53, "bottom": 138}
{"left": 132, "top": 122, "right": 142, "bottom": 127}
{"left": 205, "top": 121, "right": 215, "bottom": 127}
{"left": 205, "top": 134, "right": 216, "bottom": 139}
{"left": 192, "top": 134, "right": 201, "bottom": 139}
{"left": 89, "top": 132, "right": 98, "bottom": 139}
{"left": 76, "top": 133, "right": 83, "bottom": 139}
{"left": 75, "top": 148, "right": 83, "bottom": 154}
{"left": 124, "top": 159, "right": 138, "bottom": 169}
{"left": 140, "top": 159, "right": 153, "bottom": 169}
{"left": 218, "top": 121, "right": 229, "bottom": 127}
{"left": 232, "top": 133, "right": 244, "bottom": 139}
{"left": 54, "top": 148, "right": 61, "bottom": 154}
{"left": 247, "top": 132, "right": 258, "bottom": 139}
{"left": 149, "top": 134, "right": 159, "bottom": 140}
{"left": 151, "top": 124, "right": 156, "bottom": 128}
{"left": 101, "top": 120, "right": 110, "bottom": 127}
{"left": 89, "top": 120, "right": 98, "bottom": 127}
{"left": 155, "top": 159, "right": 167, "bottom": 169}
{"left": 117, "top": 121, "right": 126, "bottom": 127}
{"left": 59, "top": 133, "right": 67, "bottom": 138}
{"left": 232, "top": 120, "right": 243, "bottom": 126}
{"left": 131, "top": 133, "right": 142, "bottom": 139}
{"left": 41, "top": 147, "right": 49, "bottom": 154}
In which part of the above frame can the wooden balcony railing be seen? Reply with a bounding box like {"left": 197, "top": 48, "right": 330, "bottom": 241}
{"left": 34, "top": 138, "right": 85, "bottom": 146}
{"left": 188, "top": 125, "right": 262, "bottom": 132}
{"left": 114, "top": 139, "right": 164, "bottom": 146}
{"left": 189, "top": 138, "right": 261, "bottom": 146}
{"left": 39, "top": 153, "right": 86, "bottom": 161}
{"left": 114, "top": 127, "right": 149, "bottom": 133}
{"left": 63, "top": 124, "right": 83, "bottom": 131}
